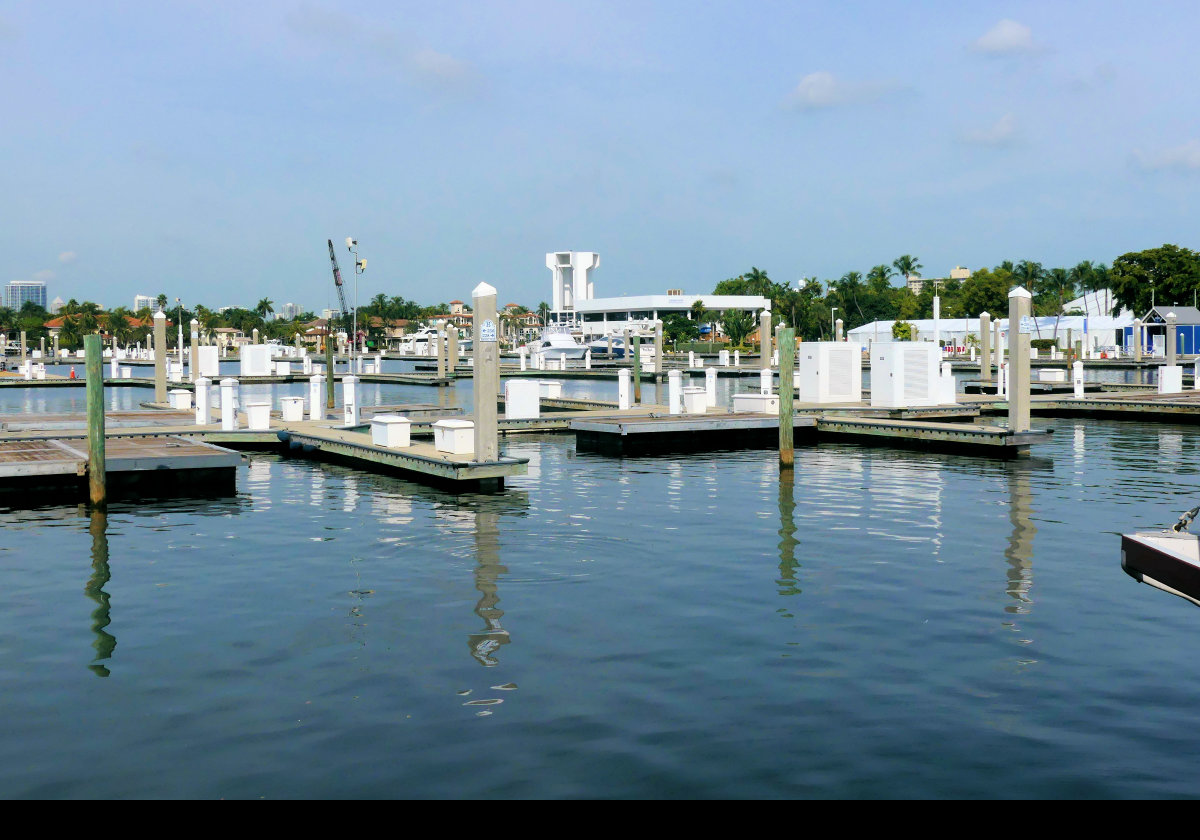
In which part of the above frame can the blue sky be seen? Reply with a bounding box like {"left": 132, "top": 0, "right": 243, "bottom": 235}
{"left": 2, "top": 1, "right": 1198, "bottom": 312}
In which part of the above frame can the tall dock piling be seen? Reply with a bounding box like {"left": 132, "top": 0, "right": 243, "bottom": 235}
{"left": 436, "top": 330, "right": 446, "bottom": 379}
{"left": 632, "top": 335, "right": 642, "bottom": 403}
{"left": 84, "top": 334, "right": 106, "bottom": 507}
{"left": 1167, "top": 312, "right": 1178, "bottom": 367}
{"left": 472, "top": 283, "right": 500, "bottom": 464}
{"left": 190, "top": 319, "right": 199, "bottom": 382}
{"left": 760, "top": 310, "right": 772, "bottom": 369}
{"left": 1134, "top": 318, "right": 1143, "bottom": 362}
{"left": 1008, "top": 287, "right": 1032, "bottom": 433}
{"left": 153, "top": 310, "right": 167, "bottom": 404}
{"left": 654, "top": 321, "right": 664, "bottom": 375}
{"left": 980, "top": 311, "right": 992, "bottom": 382}
{"left": 325, "top": 333, "right": 335, "bottom": 410}
{"left": 779, "top": 327, "right": 796, "bottom": 468}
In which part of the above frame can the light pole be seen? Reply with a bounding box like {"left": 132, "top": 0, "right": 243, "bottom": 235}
{"left": 830, "top": 307, "right": 837, "bottom": 340}
{"left": 346, "top": 237, "right": 367, "bottom": 367}
{"left": 176, "top": 298, "right": 183, "bottom": 366}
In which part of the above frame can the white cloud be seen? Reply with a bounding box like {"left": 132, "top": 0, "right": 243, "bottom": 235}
{"left": 784, "top": 71, "right": 896, "bottom": 110}
{"left": 32, "top": 269, "right": 54, "bottom": 281}
{"left": 58, "top": 251, "right": 76, "bottom": 264}
{"left": 972, "top": 20, "right": 1037, "bottom": 55}
{"left": 1134, "top": 140, "right": 1200, "bottom": 171}
{"left": 962, "top": 113, "right": 1018, "bottom": 146}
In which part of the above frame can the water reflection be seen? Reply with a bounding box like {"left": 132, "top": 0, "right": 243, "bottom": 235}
{"left": 84, "top": 510, "right": 116, "bottom": 677}
{"left": 1004, "top": 465, "right": 1037, "bottom": 618}
{"left": 777, "top": 471, "right": 800, "bottom": 597}
{"left": 468, "top": 505, "right": 509, "bottom": 667}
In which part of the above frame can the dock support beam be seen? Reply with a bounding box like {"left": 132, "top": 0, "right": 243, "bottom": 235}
{"left": 472, "top": 282, "right": 500, "bottom": 463}
{"left": 447, "top": 328, "right": 458, "bottom": 373}
{"left": 85, "top": 334, "right": 106, "bottom": 507}
{"left": 779, "top": 327, "right": 795, "bottom": 468}
{"left": 979, "top": 311, "right": 991, "bottom": 382}
{"left": 1134, "top": 318, "right": 1143, "bottom": 363}
{"left": 153, "top": 310, "right": 167, "bottom": 404}
{"left": 760, "top": 310, "right": 772, "bottom": 369}
{"left": 1167, "top": 313, "right": 1178, "bottom": 367}
{"left": 436, "top": 330, "right": 446, "bottom": 379}
{"left": 1008, "top": 286, "right": 1032, "bottom": 433}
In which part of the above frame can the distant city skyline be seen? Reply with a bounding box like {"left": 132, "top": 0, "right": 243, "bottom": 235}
{"left": 3, "top": 2, "right": 1198, "bottom": 308}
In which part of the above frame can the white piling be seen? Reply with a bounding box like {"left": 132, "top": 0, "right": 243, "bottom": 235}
{"left": 519, "top": 347, "right": 527, "bottom": 371}
{"left": 584, "top": 348, "right": 592, "bottom": 370}
{"left": 689, "top": 350, "right": 696, "bottom": 369}
{"left": 220, "top": 378, "right": 238, "bottom": 430}
{"left": 618, "top": 368, "right": 632, "bottom": 410}
{"left": 668, "top": 370, "right": 683, "bottom": 415}
{"left": 195, "top": 376, "right": 211, "bottom": 424}
{"left": 705, "top": 367, "right": 717, "bottom": 406}
{"left": 309, "top": 374, "right": 325, "bottom": 420}
{"left": 1073, "top": 361, "right": 1084, "bottom": 399}
{"left": 734, "top": 350, "right": 740, "bottom": 367}
{"left": 342, "top": 374, "right": 359, "bottom": 426}
{"left": 760, "top": 368, "right": 772, "bottom": 395}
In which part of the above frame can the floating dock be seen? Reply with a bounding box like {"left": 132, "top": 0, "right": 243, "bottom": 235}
{"left": 0, "top": 435, "right": 240, "bottom": 502}
{"left": 571, "top": 411, "right": 1050, "bottom": 458}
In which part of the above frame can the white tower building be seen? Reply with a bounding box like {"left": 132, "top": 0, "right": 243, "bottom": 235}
{"left": 547, "top": 251, "right": 600, "bottom": 324}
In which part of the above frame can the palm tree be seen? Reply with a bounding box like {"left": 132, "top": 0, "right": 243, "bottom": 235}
{"left": 690, "top": 299, "right": 708, "bottom": 349}
{"left": 720, "top": 309, "right": 754, "bottom": 347}
{"left": 155, "top": 293, "right": 168, "bottom": 311}
{"left": 866, "top": 264, "right": 895, "bottom": 292}
{"left": 893, "top": 255, "right": 923, "bottom": 290}
{"left": 255, "top": 298, "right": 275, "bottom": 318}
{"left": 837, "top": 271, "right": 866, "bottom": 322}
{"left": 744, "top": 266, "right": 773, "bottom": 297}
{"left": 536, "top": 301, "right": 550, "bottom": 327}
{"left": 1044, "top": 267, "right": 1074, "bottom": 341}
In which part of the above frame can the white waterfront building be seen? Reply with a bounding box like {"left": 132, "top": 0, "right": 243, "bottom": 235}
{"left": 545, "top": 250, "right": 769, "bottom": 336}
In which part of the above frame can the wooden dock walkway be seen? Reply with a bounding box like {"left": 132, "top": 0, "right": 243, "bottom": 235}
{"left": 570, "top": 410, "right": 1050, "bottom": 458}
{"left": 0, "top": 434, "right": 240, "bottom": 501}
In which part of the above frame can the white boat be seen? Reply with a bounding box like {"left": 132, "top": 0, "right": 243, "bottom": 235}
{"left": 527, "top": 327, "right": 587, "bottom": 360}
{"left": 1122, "top": 508, "right": 1200, "bottom": 607}
{"left": 398, "top": 327, "right": 441, "bottom": 356}
{"left": 586, "top": 336, "right": 626, "bottom": 358}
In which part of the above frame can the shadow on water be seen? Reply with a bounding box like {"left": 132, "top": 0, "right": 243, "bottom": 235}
{"left": 1005, "top": 463, "right": 1037, "bottom": 618}
{"left": 457, "top": 492, "right": 529, "bottom": 668}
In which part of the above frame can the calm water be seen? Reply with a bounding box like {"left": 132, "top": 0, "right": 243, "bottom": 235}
{"left": 2, "top": 397, "right": 1200, "bottom": 798}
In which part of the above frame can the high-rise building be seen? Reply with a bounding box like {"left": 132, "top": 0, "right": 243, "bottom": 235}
{"left": 5, "top": 281, "right": 48, "bottom": 311}
{"left": 280, "top": 302, "right": 301, "bottom": 320}
{"left": 48, "top": 296, "right": 65, "bottom": 314}
{"left": 133, "top": 294, "right": 155, "bottom": 311}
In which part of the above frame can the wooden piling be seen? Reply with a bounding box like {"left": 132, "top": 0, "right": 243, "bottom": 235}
{"left": 153, "top": 311, "right": 167, "bottom": 403}
{"left": 325, "top": 332, "right": 335, "bottom": 410}
{"left": 760, "top": 310, "right": 772, "bottom": 369}
{"left": 632, "top": 334, "right": 642, "bottom": 403}
{"left": 979, "top": 311, "right": 992, "bottom": 382}
{"left": 84, "top": 334, "right": 106, "bottom": 507}
{"left": 472, "top": 283, "right": 500, "bottom": 464}
{"left": 779, "top": 327, "right": 795, "bottom": 468}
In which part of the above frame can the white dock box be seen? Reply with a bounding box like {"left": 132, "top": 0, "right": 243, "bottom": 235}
{"left": 279, "top": 396, "right": 305, "bottom": 421}
{"left": 870, "top": 342, "right": 942, "bottom": 408}
{"left": 681, "top": 386, "right": 709, "bottom": 415}
{"left": 371, "top": 414, "right": 411, "bottom": 449}
{"left": 1039, "top": 368, "right": 1067, "bottom": 383}
{"left": 1159, "top": 365, "right": 1184, "bottom": 395}
{"left": 433, "top": 418, "right": 474, "bottom": 455}
{"left": 168, "top": 389, "right": 192, "bottom": 410}
{"left": 274, "top": 361, "right": 292, "bottom": 376}
{"left": 794, "top": 342, "right": 862, "bottom": 404}
{"left": 537, "top": 380, "right": 563, "bottom": 399}
{"left": 732, "top": 393, "right": 780, "bottom": 414}
{"left": 505, "top": 379, "right": 541, "bottom": 420}
{"left": 244, "top": 400, "right": 272, "bottom": 430}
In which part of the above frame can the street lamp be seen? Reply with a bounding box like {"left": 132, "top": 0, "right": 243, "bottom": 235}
{"left": 176, "top": 297, "right": 183, "bottom": 366}
{"left": 831, "top": 306, "right": 837, "bottom": 339}
{"left": 346, "top": 237, "right": 367, "bottom": 367}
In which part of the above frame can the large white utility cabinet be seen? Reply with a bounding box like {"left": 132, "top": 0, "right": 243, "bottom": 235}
{"left": 870, "top": 342, "right": 941, "bottom": 408}
{"left": 794, "top": 342, "right": 862, "bottom": 403}
{"left": 239, "top": 344, "right": 273, "bottom": 377}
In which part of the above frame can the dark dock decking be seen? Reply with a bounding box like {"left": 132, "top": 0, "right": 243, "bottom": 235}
{"left": 0, "top": 435, "right": 240, "bottom": 501}
{"left": 571, "top": 411, "right": 1050, "bottom": 458}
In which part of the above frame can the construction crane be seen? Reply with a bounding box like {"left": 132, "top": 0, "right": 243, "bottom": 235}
{"left": 326, "top": 239, "right": 350, "bottom": 349}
